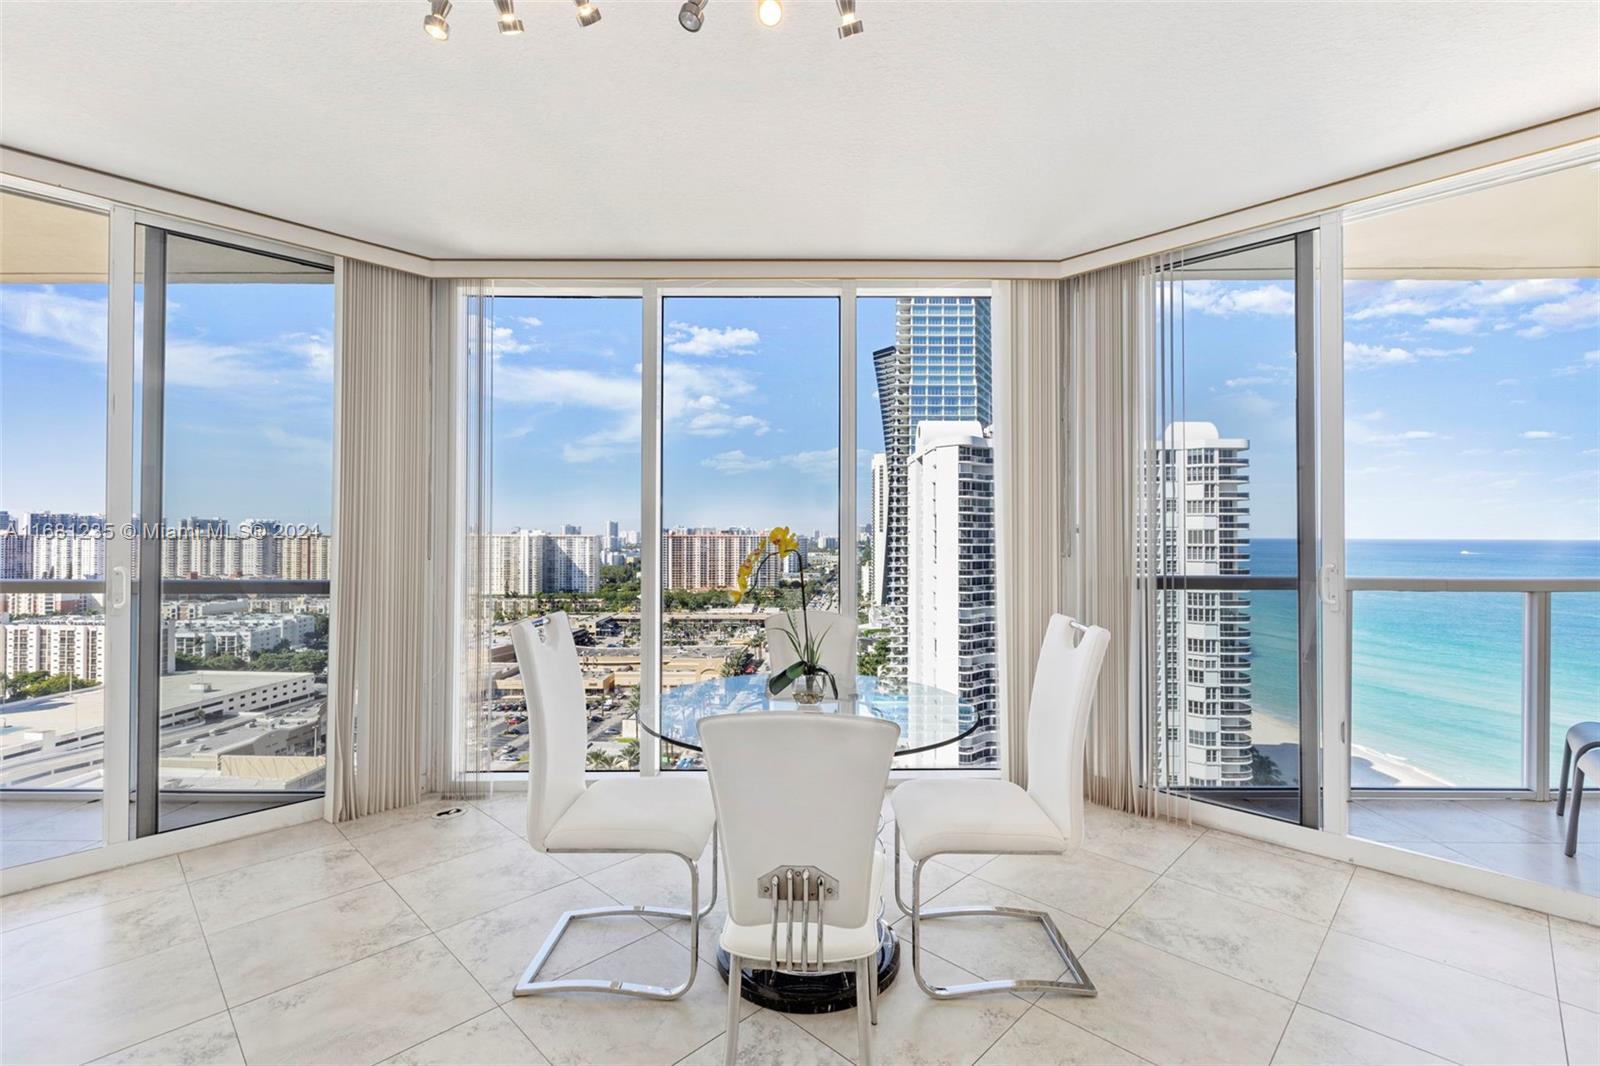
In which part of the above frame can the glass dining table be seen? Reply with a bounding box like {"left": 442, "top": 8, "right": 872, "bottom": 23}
{"left": 632, "top": 672, "right": 981, "bottom": 1013}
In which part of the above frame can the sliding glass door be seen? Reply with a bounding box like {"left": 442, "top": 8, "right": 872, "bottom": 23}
{"left": 1150, "top": 232, "right": 1320, "bottom": 826}
{"left": 0, "top": 190, "right": 112, "bottom": 868}
{"left": 132, "top": 224, "right": 334, "bottom": 835}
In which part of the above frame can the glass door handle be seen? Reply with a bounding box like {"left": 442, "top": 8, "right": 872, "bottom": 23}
{"left": 111, "top": 565, "right": 129, "bottom": 610}
{"left": 1318, "top": 563, "right": 1342, "bottom": 612}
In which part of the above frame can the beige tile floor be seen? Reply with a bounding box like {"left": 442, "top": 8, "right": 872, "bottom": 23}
{"left": 0, "top": 793, "right": 1595, "bottom": 1066}
{"left": 1354, "top": 797, "right": 1600, "bottom": 896}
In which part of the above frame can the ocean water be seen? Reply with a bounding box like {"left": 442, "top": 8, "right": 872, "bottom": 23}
{"left": 1245, "top": 539, "right": 1600, "bottom": 787}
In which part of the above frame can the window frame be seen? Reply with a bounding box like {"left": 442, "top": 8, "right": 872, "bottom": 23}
{"left": 479, "top": 281, "right": 998, "bottom": 778}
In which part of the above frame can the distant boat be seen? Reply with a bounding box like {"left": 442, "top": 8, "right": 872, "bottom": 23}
{"left": 1459, "top": 550, "right": 1476, "bottom": 555}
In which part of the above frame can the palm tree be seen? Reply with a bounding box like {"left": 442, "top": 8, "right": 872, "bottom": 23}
{"left": 586, "top": 749, "right": 617, "bottom": 770}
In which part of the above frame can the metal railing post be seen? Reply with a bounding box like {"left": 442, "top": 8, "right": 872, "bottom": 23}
{"left": 1523, "top": 591, "right": 1551, "bottom": 800}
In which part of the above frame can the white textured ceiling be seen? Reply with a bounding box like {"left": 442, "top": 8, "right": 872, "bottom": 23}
{"left": 1, "top": 1, "right": 1596, "bottom": 261}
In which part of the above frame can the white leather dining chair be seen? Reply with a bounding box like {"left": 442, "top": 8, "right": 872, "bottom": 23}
{"left": 765, "top": 609, "right": 856, "bottom": 696}
{"left": 700, "top": 712, "right": 899, "bottom": 1066}
{"left": 890, "top": 614, "right": 1109, "bottom": 999}
{"left": 509, "top": 612, "right": 718, "bottom": 1000}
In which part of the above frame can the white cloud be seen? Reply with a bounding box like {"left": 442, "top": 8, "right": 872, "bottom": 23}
{"left": 495, "top": 365, "right": 637, "bottom": 410}
{"left": 0, "top": 286, "right": 108, "bottom": 363}
{"left": 702, "top": 450, "right": 774, "bottom": 475}
{"left": 1223, "top": 375, "right": 1274, "bottom": 388}
{"left": 1524, "top": 289, "right": 1600, "bottom": 331}
{"left": 1553, "top": 349, "right": 1600, "bottom": 376}
{"left": 685, "top": 411, "right": 770, "bottom": 437}
{"left": 515, "top": 315, "right": 543, "bottom": 328}
{"left": 1424, "top": 316, "right": 1478, "bottom": 335}
{"left": 491, "top": 325, "right": 534, "bottom": 355}
{"left": 702, "top": 446, "right": 838, "bottom": 479}
{"left": 1344, "top": 341, "right": 1415, "bottom": 367}
{"left": 1517, "top": 325, "right": 1549, "bottom": 340}
{"left": 780, "top": 448, "right": 839, "bottom": 480}
{"left": 665, "top": 321, "right": 760, "bottom": 356}
{"left": 1182, "top": 282, "right": 1294, "bottom": 317}
{"left": 1415, "top": 345, "right": 1472, "bottom": 358}
{"left": 1520, "top": 430, "right": 1564, "bottom": 440}
{"left": 1495, "top": 378, "right": 1519, "bottom": 388}
{"left": 1472, "top": 279, "right": 1578, "bottom": 306}
{"left": 1346, "top": 420, "right": 1446, "bottom": 447}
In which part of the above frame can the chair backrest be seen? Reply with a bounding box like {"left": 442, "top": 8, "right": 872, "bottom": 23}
{"left": 508, "top": 612, "right": 588, "bottom": 850}
{"left": 765, "top": 610, "right": 855, "bottom": 696}
{"left": 1024, "top": 615, "right": 1110, "bottom": 849}
{"left": 701, "top": 712, "right": 899, "bottom": 932}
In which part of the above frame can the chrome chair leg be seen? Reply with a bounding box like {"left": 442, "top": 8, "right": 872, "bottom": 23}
{"left": 897, "top": 825, "right": 1096, "bottom": 1000}
{"left": 855, "top": 957, "right": 875, "bottom": 1066}
{"left": 724, "top": 952, "right": 743, "bottom": 1066}
{"left": 514, "top": 850, "right": 701, "bottom": 999}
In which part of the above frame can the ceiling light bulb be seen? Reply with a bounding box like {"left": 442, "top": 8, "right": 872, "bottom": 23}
{"left": 423, "top": 0, "right": 452, "bottom": 40}
{"left": 835, "top": 0, "right": 862, "bottom": 37}
{"left": 678, "top": 0, "right": 707, "bottom": 31}
{"left": 574, "top": 0, "right": 601, "bottom": 26}
{"left": 494, "top": 0, "right": 524, "bottom": 34}
{"left": 757, "top": 0, "right": 782, "bottom": 26}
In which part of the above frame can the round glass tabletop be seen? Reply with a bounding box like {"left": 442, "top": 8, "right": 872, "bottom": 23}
{"left": 645, "top": 673, "right": 979, "bottom": 758}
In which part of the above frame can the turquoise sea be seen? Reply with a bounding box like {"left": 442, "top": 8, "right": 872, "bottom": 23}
{"left": 1246, "top": 539, "right": 1599, "bottom": 788}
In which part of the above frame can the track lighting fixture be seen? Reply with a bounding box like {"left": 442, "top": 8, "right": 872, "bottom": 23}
{"left": 494, "top": 0, "right": 524, "bottom": 35}
{"left": 414, "top": 0, "right": 859, "bottom": 40}
{"left": 422, "top": 0, "right": 451, "bottom": 40}
{"left": 835, "top": 0, "right": 863, "bottom": 37}
{"left": 678, "top": 0, "right": 707, "bottom": 32}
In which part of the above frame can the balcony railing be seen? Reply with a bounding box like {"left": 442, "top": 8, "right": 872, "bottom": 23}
{"left": 1345, "top": 575, "right": 1600, "bottom": 797}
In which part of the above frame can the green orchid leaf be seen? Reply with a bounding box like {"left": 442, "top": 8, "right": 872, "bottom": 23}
{"left": 768, "top": 661, "right": 806, "bottom": 694}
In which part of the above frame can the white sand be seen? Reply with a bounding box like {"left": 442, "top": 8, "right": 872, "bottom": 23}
{"left": 1249, "top": 710, "right": 1454, "bottom": 787}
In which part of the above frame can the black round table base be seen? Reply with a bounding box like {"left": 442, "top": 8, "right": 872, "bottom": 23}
{"left": 715, "top": 925, "right": 899, "bottom": 1014}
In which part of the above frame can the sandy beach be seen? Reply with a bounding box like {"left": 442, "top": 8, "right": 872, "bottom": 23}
{"left": 1250, "top": 711, "right": 1455, "bottom": 788}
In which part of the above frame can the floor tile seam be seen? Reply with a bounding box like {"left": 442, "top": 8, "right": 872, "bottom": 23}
{"left": 193, "top": 865, "right": 396, "bottom": 938}
{"left": 51, "top": 880, "right": 234, "bottom": 1066}
{"left": 216, "top": 926, "right": 442, "bottom": 1015}
{"left": 185, "top": 838, "right": 375, "bottom": 898}
{"left": 1311, "top": 922, "right": 1565, "bottom": 1003}
{"left": 0, "top": 884, "right": 218, "bottom": 1004}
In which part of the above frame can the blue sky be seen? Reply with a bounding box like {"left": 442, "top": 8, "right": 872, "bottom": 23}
{"left": 1, "top": 280, "right": 333, "bottom": 529}
{"left": 1174, "top": 277, "right": 1598, "bottom": 541}
{"left": 3, "top": 279, "right": 1594, "bottom": 543}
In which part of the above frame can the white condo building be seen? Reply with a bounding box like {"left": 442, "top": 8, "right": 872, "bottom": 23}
{"left": 869, "top": 453, "right": 888, "bottom": 607}
{"left": 660, "top": 530, "right": 769, "bottom": 591}
{"left": 905, "top": 420, "right": 998, "bottom": 767}
{"left": 31, "top": 531, "right": 104, "bottom": 580}
{"left": 1153, "top": 421, "right": 1253, "bottom": 787}
{"left": 1, "top": 616, "right": 175, "bottom": 683}
{"left": 487, "top": 531, "right": 603, "bottom": 596}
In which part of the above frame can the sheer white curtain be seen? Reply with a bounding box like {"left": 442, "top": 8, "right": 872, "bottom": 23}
{"left": 422, "top": 280, "right": 494, "bottom": 801}
{"left": 329, "top": 260, "right": 434, "bottom": 822}
{"left": 994, "top": 279, "right": 1068, "bottom": 788}
{"left": 1061, "top": 260, "right": 1166, "bottom": 816}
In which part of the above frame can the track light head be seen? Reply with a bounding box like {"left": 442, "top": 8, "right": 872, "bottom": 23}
{"left": 678, "top": 0, "right": 707, "bottom": 32}
{"left": 757, "top": 0, "right": 782, "bottom": 27}
{"left": 422, "top": 0, "right": 451, "bottom": 40}
{"left": 494, "top": 0, "right": 524, "bottom": 34}
{"left": 835, "top": 0, "right": 862, "bottom": 38}
{"left": 574, "top": 0, "right": 601, "bottom": 26}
